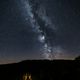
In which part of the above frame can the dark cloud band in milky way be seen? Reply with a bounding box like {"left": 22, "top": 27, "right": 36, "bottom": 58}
{"left": 0, "top": 0, "right": 80, "bottom": 63}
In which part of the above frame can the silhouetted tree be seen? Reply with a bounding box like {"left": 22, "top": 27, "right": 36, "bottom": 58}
{"left": 75, "top": 56, "right": 80, "bottom": 60}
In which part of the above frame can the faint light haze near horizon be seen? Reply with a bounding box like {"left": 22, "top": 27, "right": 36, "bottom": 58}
{"left": 0, "top": 0, "right": 80, "bottom": 64}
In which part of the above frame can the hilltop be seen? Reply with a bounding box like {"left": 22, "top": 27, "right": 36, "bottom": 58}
{"left": 0, "top": 60, "right": 80, "bottom": 80}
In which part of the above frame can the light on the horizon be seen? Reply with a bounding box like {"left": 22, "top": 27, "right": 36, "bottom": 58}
{"left": 23, "top": 73, "right": 32, "bottom": 80}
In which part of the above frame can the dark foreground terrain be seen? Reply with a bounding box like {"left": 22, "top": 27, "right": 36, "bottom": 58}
{"left": 0, "top": 60, "right": 80, "bottom": 80}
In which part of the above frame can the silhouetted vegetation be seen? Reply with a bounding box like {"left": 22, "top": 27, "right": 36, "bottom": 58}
{"left": 75, "top": 56, "right": 80, "bottom": 60}
{"left": 0, "top": 60, "right": 80, "bottom": 80}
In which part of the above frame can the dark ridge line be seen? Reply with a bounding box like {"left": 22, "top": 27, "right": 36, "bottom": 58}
{"left": 0, "top": 59, "right": 79, "bottom": 66}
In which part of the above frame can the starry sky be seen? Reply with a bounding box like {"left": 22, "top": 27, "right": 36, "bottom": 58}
{"left": 0, "top": 0, "right": 80, "bottom": 64}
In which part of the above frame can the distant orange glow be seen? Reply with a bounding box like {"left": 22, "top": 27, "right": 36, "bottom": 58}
{"left": 23, "top": 73, "right": 32, "bottom": 80}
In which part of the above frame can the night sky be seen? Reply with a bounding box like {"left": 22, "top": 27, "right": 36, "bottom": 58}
{"left": 0, "top": 0, "right": 80, "bottom": 64}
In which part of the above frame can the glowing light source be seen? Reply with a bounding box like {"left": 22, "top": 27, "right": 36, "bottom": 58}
{"left": 23, "top": 73, "right": 32, "bottom": 80}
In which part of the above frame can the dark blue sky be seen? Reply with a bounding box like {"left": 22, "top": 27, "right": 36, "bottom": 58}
{"left": 0, "top": 0, "right": 80, "bottom": 64}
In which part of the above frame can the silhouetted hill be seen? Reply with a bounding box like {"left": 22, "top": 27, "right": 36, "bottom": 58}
{"left": 75, "top": 56, "right": 80, "bottom": 60}
{"left": 0, "top": 60, "right": 80, "bottom": 80}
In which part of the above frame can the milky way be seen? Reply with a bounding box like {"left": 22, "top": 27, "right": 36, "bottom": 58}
{"left": 0, "top": 0, "right": 80, "bottom": 64}
{"left": 20, "top": 0, "right": 56, "bottom": 59}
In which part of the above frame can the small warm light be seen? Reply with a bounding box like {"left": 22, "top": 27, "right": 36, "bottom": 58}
{"left": 23, "top": 73, "right": 32, "bottom": 80}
